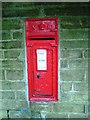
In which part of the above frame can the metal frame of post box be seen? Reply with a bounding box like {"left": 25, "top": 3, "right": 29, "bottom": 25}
{"left": 26, "top": 18, "right": 58, "bottom": 102}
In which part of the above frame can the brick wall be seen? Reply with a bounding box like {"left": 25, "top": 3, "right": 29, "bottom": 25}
{"left": 1, "top": 2, "right": 89, "bottom": 119}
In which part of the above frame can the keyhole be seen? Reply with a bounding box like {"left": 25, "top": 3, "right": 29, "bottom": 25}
{"left": 37, "top": 75, "right": 40, "bottom": 78}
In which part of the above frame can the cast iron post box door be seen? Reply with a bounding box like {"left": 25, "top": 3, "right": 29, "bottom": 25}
{"left": 26, "top": 18, "right": 58, "bottom": 102}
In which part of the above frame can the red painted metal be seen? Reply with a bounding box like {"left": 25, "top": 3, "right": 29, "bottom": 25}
{"left": 26, "top": 18, "right": 58, "bottom": 102}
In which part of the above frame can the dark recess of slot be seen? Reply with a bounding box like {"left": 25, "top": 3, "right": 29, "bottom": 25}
{"left": 35, "top": 94, "right": 51, "bottom": 96}
{"left": 29, "top": 38, "right": 55, "bottom": 40}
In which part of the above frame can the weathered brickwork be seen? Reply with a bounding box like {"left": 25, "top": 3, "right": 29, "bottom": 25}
{"left": 1, "top": 2, "right": 89, "bottom": 119}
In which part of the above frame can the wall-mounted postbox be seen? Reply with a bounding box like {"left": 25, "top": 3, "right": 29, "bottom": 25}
{"left": 26, "top": 18, "right": 58, "bottom": 102}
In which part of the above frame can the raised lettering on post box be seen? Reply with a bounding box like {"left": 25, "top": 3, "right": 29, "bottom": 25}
{"left": 26, "top": 18, "right": 58, "bottom": 102}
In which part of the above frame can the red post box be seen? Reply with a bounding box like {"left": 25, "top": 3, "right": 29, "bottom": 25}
{"left": 26, "top": 18, "right": 58, "bottom": 102}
